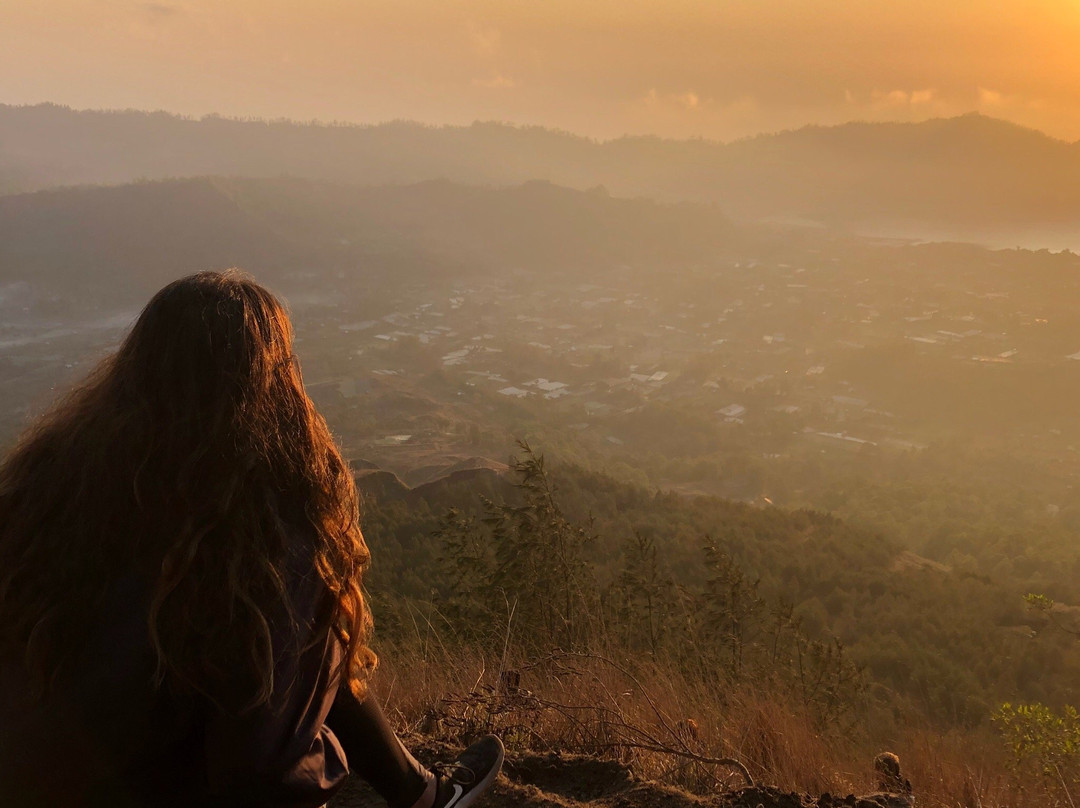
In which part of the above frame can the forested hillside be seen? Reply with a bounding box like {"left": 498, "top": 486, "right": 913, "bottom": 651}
{"left": 347, "top": 447, "right": 1080, "bottom": 807}
{"left": 358, "top": 446, "right": 1078, "bottom": 729}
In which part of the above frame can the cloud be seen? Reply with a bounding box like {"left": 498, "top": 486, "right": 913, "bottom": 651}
{"left": 468, "top": 23, "right": 502, "bottom": 58}
{"left": 472, "top": 74, "right": 515, "bottom": 89}
{"left": 122, "top": 2, "right": 183, "bottom": 40}
{"left": 873, "top": 89, "right": 910, "bottom": 106}
{"left": 869, "top": 88, "right": 938, "bottom": 107}
{"left": 467, "top": 22, "right": 511, "bottom": 89}
{"left": 138, "top": 2, "right": 181, "bottom": 20}
{"left": 674, "top": 91, "right": 700, "bottom": 110}
{"left": 977, "top": 87, "right": 1048, "bottom": 114}
{"left": 629, "top": 89, "right": 760, "bottom": 138}
{"left": 640, "top": 88, "right": 708, "bottom": 111}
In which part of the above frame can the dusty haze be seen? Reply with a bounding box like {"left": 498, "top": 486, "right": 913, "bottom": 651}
{"left": 4, "top": 0, "right": 1080, "bottom": 141}
{"left": 7, "top": 5, "right": 1080, "bottom": 807}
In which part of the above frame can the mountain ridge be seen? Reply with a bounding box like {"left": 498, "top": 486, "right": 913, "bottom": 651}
{"left": 4, "top": 104, "right": 1080, "bottom": 239}
{"left": 4, "top": 101, "right": 1073, "bottom": 148}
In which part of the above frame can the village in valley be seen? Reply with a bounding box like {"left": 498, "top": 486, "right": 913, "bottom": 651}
{"left": 273, "top": 241, "right": 1080, "bottom": 498}
{"left": 4, "top": 222, "right": 1080, "bottom": 507}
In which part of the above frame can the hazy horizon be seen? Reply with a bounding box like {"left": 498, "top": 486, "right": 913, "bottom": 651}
{"left": 8, "top": 98, "right": 1080, "bottom": 148}
{"left": 5, "top": 0, "right": 1080, "bottom": 142}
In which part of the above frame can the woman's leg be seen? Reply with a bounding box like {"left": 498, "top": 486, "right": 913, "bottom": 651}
{"left": 326, "top": 689, "right": 435, "bottom": 808}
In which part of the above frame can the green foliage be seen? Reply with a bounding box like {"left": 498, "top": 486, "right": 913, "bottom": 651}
{"left": 1025, "top": 591, "right": 1080, "bottom": 639}
{"left": 1027, "top": 593, "right": 1057, "bottom": 613}
{"left": 428, "top": 441, "right": 864, "bottom": 730}
{"left": 702, "top": 543, "right": 765, "bottom": 679}
{"left": 361, "top": 444, "right": 1080, "bottom": 734}
{"left": 603, "top": 532, "right": 676, "bottom": 656}
{"left": 432, "top": 508, "right": 495, "bottom": 633}
{"left": 435, "top": 441, "right": 597, "bottom": 653}
{"left": 994, "top": 702, "right": 1080, "bottom": 804}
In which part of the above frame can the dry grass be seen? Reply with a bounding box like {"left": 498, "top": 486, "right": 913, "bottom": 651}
{"left": 373, "top": 640, "right": 848, "bottom": 795}
{"left": 365, "top": 634, "right": 1071, "bottom": 808}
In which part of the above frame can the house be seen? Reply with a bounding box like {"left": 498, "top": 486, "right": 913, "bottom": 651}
{"left": 497, "top": 386, "right": 531, "bottom": 398}
{"left": 442, "top": 348, "right": 471, "bottom": 366}
{"left": 810, "top": 431, "right": 877, "bottom": 448}
{"left": 524, "top": 378, "right": 568, "bottom": 393}
{"left": 832, "top": 395, "right": 868, "bottom": 408}
{"left": 466, "top": 371, "right": 508, "bottom": 383}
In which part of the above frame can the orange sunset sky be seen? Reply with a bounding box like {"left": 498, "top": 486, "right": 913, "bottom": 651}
{"left": 3, "top": 0, "right": 1080, "bottom": 142}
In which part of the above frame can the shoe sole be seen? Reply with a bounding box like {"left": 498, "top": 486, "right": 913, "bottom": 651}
{"left": 455, "top": 741, "right": 505, "bottom": 808}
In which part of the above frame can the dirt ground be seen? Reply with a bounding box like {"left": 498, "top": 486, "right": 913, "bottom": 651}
{"left": 329, "top": 737, "right": 913, "bottom": 808}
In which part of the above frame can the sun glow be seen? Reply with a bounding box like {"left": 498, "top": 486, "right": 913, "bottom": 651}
{"left": 2, "top": 0, "right": 1080, "bottom": 140}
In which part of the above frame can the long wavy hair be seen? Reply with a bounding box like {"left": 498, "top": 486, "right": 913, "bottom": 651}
{"left": 0, "top": 270, "right": 375, "bottom": 707}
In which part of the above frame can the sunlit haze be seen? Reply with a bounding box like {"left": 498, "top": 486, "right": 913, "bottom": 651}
{"left": 4, "top": 0, "right": 1080, "bottom": 140}
{"left": 9, "top": 4, "right": 1080, "bottom": 807}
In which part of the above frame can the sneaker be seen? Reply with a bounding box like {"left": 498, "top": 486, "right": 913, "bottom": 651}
{"left": 429, "top": 735, "right": 505, "bottom": 808}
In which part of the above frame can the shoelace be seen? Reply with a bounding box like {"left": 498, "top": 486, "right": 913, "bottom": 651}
{"left": 431, "top": 761, "right": 477, "bottom": 785}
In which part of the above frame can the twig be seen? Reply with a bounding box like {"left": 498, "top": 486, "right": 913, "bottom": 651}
{"left": 541, "top": 651, "right": 753, "bottom": 788}
{"left": 592, "top": 742, "right": 754, "bottom": 786}
{"left": 485, "top": 595, "right": 517, "bottom": 732}
{"left": 1054, "top": 763, "right": 1076, "bottom": 808}
{"left": 470, "top": 660, "right": 487, "bottom": 697}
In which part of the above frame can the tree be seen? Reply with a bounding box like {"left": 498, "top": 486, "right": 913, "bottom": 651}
{"left": 701, "top": 541, "right": 764, "bottom": 680}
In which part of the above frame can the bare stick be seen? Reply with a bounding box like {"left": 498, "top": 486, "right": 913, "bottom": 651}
{"left": 546, "top": 651, "right": 753, "bottom": 788}
{"left": 592, "top": 742, "right": 754, "bottom": 786}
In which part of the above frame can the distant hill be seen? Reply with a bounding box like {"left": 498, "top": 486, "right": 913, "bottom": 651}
{"left": 356, "top": 463, "right": 514, "bottom": 510}
{"left": 0, "top": 176, "right": 745, "bottom": 307}
{"left": 402, "top": 457, "right": 510, "bottom": 488}
{"left": 4, "top": 103, "right": 1080, "bottom": 238}
{"left": 0, "top": 178, "right": 291, "bottom": 308}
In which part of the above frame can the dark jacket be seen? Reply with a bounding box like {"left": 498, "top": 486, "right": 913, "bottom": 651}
{"left": 0, "top": 543, "right": 354, "bottom": 808}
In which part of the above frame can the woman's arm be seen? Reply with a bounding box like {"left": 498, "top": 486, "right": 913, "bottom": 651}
{"left": 202, "top": 561, "right": 349, "bottom": 807}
